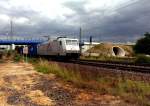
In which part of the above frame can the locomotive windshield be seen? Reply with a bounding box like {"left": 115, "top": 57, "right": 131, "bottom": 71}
{"left": 66, "top": 40, "right": 78, "bottom": 45}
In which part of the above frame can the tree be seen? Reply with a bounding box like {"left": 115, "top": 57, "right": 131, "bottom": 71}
{"left": 134, "top": 32, "right": 150, "bottom": 55}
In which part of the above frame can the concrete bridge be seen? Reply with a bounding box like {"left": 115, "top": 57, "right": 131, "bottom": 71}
{"left": 0, "top": 39, "right": 44, "bottom": 45}
{"left": 0, "top": 36, "right": 46, "bottom": 50}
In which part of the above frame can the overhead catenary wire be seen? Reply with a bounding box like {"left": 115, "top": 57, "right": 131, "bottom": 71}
{"left": 100, "top": 0, "right": 147, "bottom": 19}
{"left": 90, "top": 0, "right": 149, "bottom": 42}
{"left": 108, "top": 0, "right": 142, "bottom": 12}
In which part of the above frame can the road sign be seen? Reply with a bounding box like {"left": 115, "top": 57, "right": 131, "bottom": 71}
{"left": 23, "top": 47, "right": 28, "bottom": 54}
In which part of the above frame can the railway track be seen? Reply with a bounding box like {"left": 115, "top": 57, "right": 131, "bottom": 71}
{"left": 80, "top": 59, "right": 150, "bottom": 67}
{"left": 31, "top": 56, "right": 150, "bottom": 73}
{"left": 66, "top": 60, "right": 150, "bottom": 73}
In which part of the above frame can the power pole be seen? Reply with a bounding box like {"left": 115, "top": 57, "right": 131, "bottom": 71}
{"left": 89, "top": 36, "right": 92, "bottom": 57}
{"left": 79, "top": 27, "right": 82, "bottom": 45}
{"left": 10, "top": 19, "right": 13, "bottom": 50}
{"left": 79, "top": 27, "right": 82, "bottom": 55}
{"left": 10, "top": 19, "right": 13, "bottom": 38}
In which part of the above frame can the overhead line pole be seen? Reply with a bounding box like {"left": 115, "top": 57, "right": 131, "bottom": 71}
{"left": 79, "top": 27, "right": 82, "bottom": 55}
{"left": 10, "top": 19, "right": 13, "bottom": 50}
{"left": 10, "top": 19, "right": 13, "bottom": 39}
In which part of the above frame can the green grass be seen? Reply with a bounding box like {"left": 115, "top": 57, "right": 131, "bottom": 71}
{"left": 116, "top": 79, "right": 150, "bottom": 105}
{"left": 81, "top": 54, "right": 150, "bottom": 64}
{"left": 81, "top": 55, "right": 135, "bottom": 63}
{"left": 13, "top": 54, "right": 23, "bottom": 62}
{"left": 35, "top": 60, "right": 83, "bottom": 84}
{"left": 32, "top": 59, "right": 150, "bottom": 105}
{"left": 135, "top": 54, "right": 150, "bottom": 64}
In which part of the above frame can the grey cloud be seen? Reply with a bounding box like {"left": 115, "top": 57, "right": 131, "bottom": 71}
{"left": 63, "top": 1, "right": 87, "bottom": 14}
{"left": 81, "top": 0, "right": 150, "bottom": 42}
{"left": 0, "top": 0, "right": 79, "bottom": 38}
{"left": 0, "top": 0, "right": 150, "bottom": 43}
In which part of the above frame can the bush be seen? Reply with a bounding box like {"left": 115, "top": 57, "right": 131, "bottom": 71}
{"left": 135, "top": 55, "right": 150, "bottom": 64}
{"left": 28, "top": 57, "right": 39, "bottom": 64}
{"left": 134, "top": 32, "right": 150, "bottom": 55}
{"left": 13, "top": 54, "right": 23, "bottom": 62}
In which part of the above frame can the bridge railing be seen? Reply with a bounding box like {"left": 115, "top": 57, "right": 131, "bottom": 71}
{"left": 0, "top": 38, "right": 46, "bottom": 42}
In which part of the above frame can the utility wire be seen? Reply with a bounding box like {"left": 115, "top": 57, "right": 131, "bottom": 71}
{"left": 101, "top": 0, "right": 148, "bottom": 18}
{"left": 108, "top": 0, "right": 142, "bottom": 12}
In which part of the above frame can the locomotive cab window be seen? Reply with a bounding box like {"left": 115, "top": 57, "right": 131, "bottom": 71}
{"left": 66, "top": 40, "right": 78, "bottom": 45}
{"left": 59, "top": 41, "right": 62, "bottom": 45}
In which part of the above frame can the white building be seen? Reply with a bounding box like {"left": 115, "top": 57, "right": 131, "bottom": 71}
{"left": 81, "top": 42, "right": 100, "bottom": 53}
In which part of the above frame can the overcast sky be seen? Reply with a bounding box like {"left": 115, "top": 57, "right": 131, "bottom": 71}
{"left": 0, "top": 0, "right": 149, "bottom": 42}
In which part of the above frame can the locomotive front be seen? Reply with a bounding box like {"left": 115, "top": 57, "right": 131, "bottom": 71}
{"left": 58, "top": 37, "right": 80, "bottom": 58}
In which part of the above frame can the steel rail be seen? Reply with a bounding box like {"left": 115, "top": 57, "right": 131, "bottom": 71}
{"left": 67, "top": 60, "right": 150, "bottom": 73}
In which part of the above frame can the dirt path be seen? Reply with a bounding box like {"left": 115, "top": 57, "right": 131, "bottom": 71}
{"left": 0, "top": 62, "right": 128, "bottom": 106}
